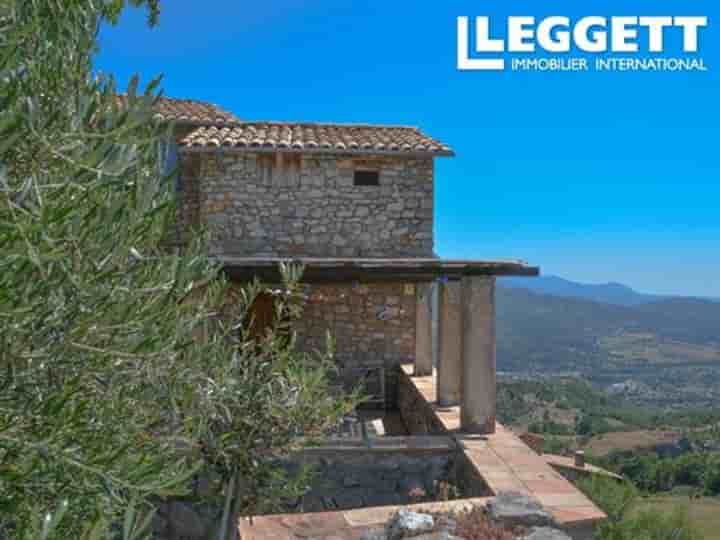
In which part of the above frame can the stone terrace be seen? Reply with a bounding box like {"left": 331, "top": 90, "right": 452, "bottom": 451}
{"left": 237, "top": 366, "right": 606, "bottom": 540}
{"left": 398, "top": 365, "right": 606, "bottom": 535}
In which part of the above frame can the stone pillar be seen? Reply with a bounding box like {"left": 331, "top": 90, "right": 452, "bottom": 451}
{"left": 437, "top": 279, "right": 462, "bottom": 406}
{"left": 431, "top": 280, "right": 440, "bottom": 371}
{"left": 414, "top": 282, "right": 433, "bottom": 376}
{"left": 461, "top": 276, "right": 496, "bottom": 434}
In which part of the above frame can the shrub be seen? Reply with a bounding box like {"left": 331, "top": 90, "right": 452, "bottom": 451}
{"left": 542, "top": 436, "right": 573, "bottom": 455}
{"left": 579, "top": 477, "right": 702, "bottom": 540}
{"left": 454, "top": 507, "right": 514, "bottom": 540}
{"left": 600, "top": 506, "right": 702, "bottom": 540}
{"left": 702, "top": 462, "right": 720, "bottom": 496}
{"left": 578, "top": 477, "right": 638, "bottom": 524}
{"left": 0, "top": 2, "right": 357, "bottom": 538}
{"left": 603, "top": 452, "right": 720, "bottom": 495}
{"left": 528, "top": 420, "right": 574, "bottom": 436}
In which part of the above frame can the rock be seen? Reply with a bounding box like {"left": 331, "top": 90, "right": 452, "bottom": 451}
{"left": 519, "top": 527, "right": 573, "bottom": 540}
{"left": 386, "top": 509, "right": 435, "bottom": 539}
{"left": 486, "top": 492, "right": 556, "bottom": 529}
{"left": 361, "top": 529, "right": 387, "bottom": 540}
{"left": 409, "top": 533, "right": 461, "bottom": 540}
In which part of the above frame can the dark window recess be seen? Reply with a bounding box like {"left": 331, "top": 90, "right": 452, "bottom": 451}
{"left": 353, "top": 170, "right": 380, "bottom": 186}
{"left": 160, "top": 140, "right": 180, "bottom": 191}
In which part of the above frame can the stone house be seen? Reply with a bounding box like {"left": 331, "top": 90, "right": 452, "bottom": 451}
{"left": 156, "top": 97, "right": 538, "bottom": 433}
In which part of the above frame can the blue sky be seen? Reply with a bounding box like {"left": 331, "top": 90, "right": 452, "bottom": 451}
{"left": 96, "top": 0, "right": 719, "bottom": 297}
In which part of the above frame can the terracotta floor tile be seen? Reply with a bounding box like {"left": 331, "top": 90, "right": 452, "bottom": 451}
{"left": 537, "top": 493, "right": 596, "bottom": 507}
{"left": 481, "top": 470, "right": 521, "bottom": 480}
{"left": 343, "top": 506, "right": 398, "bottom": 528}
{"left": 486, "top": 480, "right": 528, "bottom": 493}
{"left": 288, "top": 513, "right": 350, "bottom": 536}
{"left": 458, "top": 443, "right": 492, "bottom": 454}
{"left": 524, "top": 479, "right": 582, "bottom": 495}
{"left": 549, "top": 506, "right": 607, "bottom": 525}
{"left": 239, "top": 517, "right": 295, "bottom": 540}
{"left": 463, "top": 453, "right": 504, "bottom": 467}
{"left": 515, "top": 471, "right": 563, "bottom": 482}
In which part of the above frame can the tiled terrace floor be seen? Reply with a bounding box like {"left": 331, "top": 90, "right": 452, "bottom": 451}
{"left": 402, "top": 365, "right": 606, "bottom": 529}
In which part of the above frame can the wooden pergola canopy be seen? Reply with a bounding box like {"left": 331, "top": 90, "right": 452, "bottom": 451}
{"left": 219, "top": 257, "right": 539, "bottom": 283}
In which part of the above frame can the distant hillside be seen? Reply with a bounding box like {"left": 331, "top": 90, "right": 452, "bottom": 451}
{"left": 496, "top": 271, "right": 720, "bottom": 405}
{"left": 500, "top": 275, "right": 667, "bottom": 306}
{"left": 495, "top": 286, "right": 720, "bottom": 408}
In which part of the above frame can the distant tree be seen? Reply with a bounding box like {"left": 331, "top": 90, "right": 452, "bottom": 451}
{"left": 702, "top": 458, "right": 720, "bottom": 496}
{"left": 575, "top": 414, "right": 594, "bottom": 436}
{"left": 0, "top": 2, "right": 355, "bottom": 538}
{"left": 542, "top": 436, "right": 572, "bottom": 455}
{"left": 528, "top": 421, "right": 544, "bottom": 434}
{"left": 674, "top": 454, "right": 706, "bottom": 487}
{"left": 555, "top": 399, "right": 571, "bottom": 410}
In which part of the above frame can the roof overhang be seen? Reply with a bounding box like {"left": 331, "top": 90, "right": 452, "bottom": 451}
{"left": 219, "top": 257, "right": 539, "bottom": 283}
{"left": 176, "top": 122, "right": 454, "bottom": 158}
{"left": 178, "top": 146, "right": 454, "bottom": 158}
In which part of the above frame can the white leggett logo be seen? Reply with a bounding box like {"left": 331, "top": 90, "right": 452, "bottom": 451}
{"left": 457, "top": 16, "right": 708, "bottom": 73}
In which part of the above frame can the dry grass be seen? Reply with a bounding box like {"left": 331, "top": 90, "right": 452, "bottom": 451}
{"left": 454, "top": 507, "right": 515, "bottom": 540}
{"left": 584, "top": 430, "right": 679, "bottom": 456}
{"left": 634, "top": 496, "right": 720, "bottom": 539}
{"left": 600, "top": 333, "right": 720, "bottom": 365}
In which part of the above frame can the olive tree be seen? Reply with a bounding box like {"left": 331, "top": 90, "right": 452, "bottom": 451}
{"left": 0, "top": 2, "right": 355, "bottom": 538}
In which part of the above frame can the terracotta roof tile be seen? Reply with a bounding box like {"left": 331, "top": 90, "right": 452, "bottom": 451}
{"left": 116, "top": 96, "right": 241, "bottom": 126}
{"left": 178, "top": 122, "right": 454, "bottom": 157}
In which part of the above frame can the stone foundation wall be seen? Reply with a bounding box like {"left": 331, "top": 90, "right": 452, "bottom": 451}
{"left": 282, "top": 450, "right": 458, "bottom": 513}
{"left": 397, "top": 368, "right": 446, "bottom": 434}
{"left": 151, "top": 449, "right": 466, "bottom": 539}
{"left": 455, "top": 453, "right": 493, "bottom": 498}
{"left": 176, "top": 152, "right": 434, "bottom": 257}
{"left": 396, "top": 368, "right": 491, "bottom": 497}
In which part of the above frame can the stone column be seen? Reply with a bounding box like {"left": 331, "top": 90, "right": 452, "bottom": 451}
{"left": 461, "top": 276, "right": 496, "bottom": 434}
{"left": 437, "top": 279, "right": 462, "bottom": 406}
{"left": 431, "top": 280, "right": 440, "bottom": 372}
{"left": 414, "top": 282, "right": 433, "bottom": 376}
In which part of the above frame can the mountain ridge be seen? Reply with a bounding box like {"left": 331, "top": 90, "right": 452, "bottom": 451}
{"left": 500, "top": 275, "right": 717, "bottom": 306}
{"left": 495, "top": 284, "right": 720, "bottom": 408}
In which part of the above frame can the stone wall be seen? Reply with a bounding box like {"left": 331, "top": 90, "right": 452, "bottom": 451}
{"left": 396, "top": 368, "right": 491, "bottom": 497}
{"left": 397, "top": 367, "right": 447, "bottom": 435}
{"left": 177, "top": 151, "right": 434, "bottom": 257}
{"left": 281, "top": 449, "right": 459, "bottom": 513}
{"left": 224, "top": 280, "right": 418, "bottom": 405}
{"left": 294, "top": 281, "right": 416, "bottom": 368}
{"left": 151, "top": 449, "right": 464, "bottom": 539}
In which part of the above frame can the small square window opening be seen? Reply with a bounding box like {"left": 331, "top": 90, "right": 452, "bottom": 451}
{"left": 354, "top": 170, "right": 380, "bottom": 186}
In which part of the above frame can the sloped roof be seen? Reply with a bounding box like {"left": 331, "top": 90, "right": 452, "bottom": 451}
{"left": 178, "top": 122, "right": 454, "bottom": 157}
{"left": 116, "top": 96, "right": 241, "bottom": 126}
